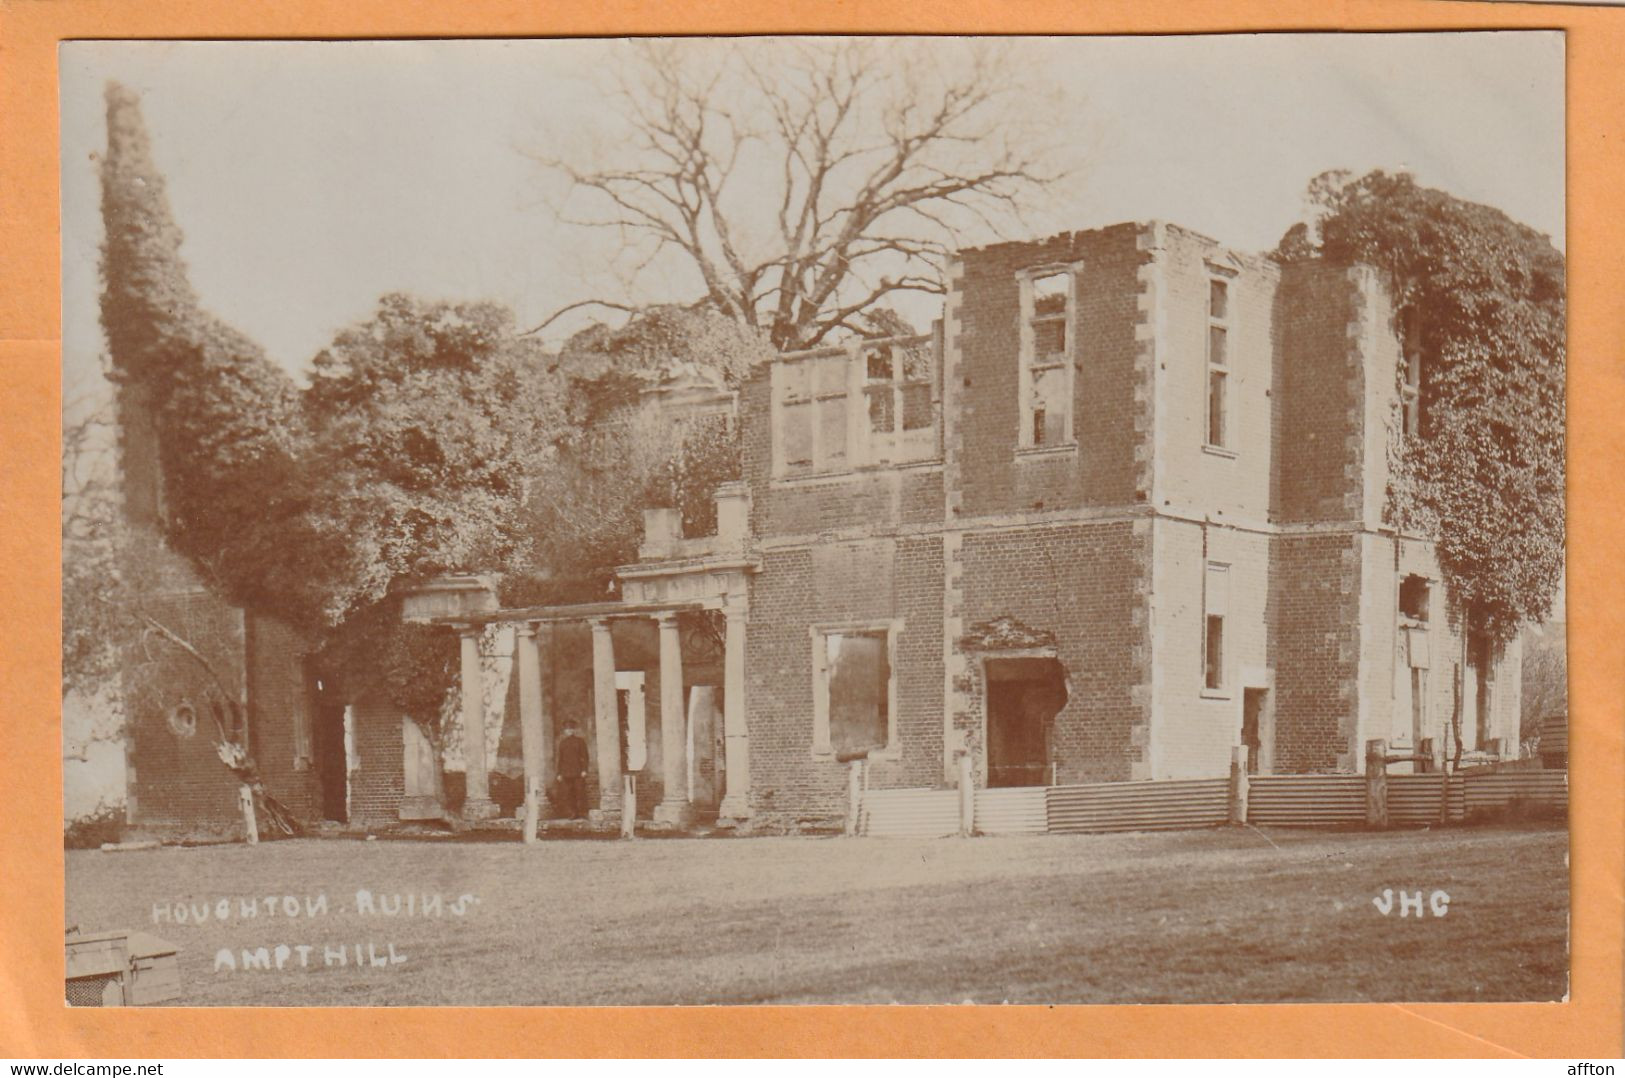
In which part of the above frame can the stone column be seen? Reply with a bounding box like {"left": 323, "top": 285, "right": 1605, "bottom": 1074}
{"left": 516, "top": 621, "right": 544, "bottom": 843}
{"left": 590, "top": 619, "right": 621, "bottom": 819}
{"left": 653, "top": 612, "right": 689, "bottom": 825}
{"left": 537, "top": 623, "right": 556, "bottom": 804}
{"left": 459, "top": 627, "right": 496, "bottom": 820}
{"left": 718, "top": 604, "right": 751, "bottom": 823}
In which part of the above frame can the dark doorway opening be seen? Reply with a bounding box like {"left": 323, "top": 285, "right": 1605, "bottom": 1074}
{"left": 1241, "top": 687, "right": 1271, "bottom": 775}
{"left": 984, "top": 656, "right": 1068, "bottom": 787}
{"left": 313, "top": 702, "right": 347, "bottom": 823}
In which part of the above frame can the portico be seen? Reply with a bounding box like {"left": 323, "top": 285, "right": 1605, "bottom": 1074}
{"left": 436, "top": 482, "right": 759, "bottom": 836}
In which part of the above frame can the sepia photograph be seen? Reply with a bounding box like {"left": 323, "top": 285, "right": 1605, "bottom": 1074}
{"left": 59, "top": 32, "right": 1568, "bottom": 1008}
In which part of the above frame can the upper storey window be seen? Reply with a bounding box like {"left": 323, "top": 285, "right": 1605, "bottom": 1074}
{"left": 1020, "top": 268, "right": 1076, "bottom": 449}
{"left": 776, "top": 352, "right": 849, "bottom": 476}
{"left": 772, "top": 337, "right": 937, "bottom": 479}
{"left": 864, "top": 339, "right": 936, "bottom": 465}
{"left": 1206, "top": 275, "right": 1231, "bottom": 449}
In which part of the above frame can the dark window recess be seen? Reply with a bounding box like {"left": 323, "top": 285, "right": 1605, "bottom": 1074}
{"left": 1207, "top": 370, "right": 1227, "bottom": 447}
{"left": 866, "top": 386, "right": 895, "bottom": 433}
{"left": 1204, "top": 614, "right": 1225, "bottom": 691}
{"left": 1399, "top": 575, "right": 1430, "bottom": 621}
{"left": 900, "top": 383, "right": 933, "bottom": 431}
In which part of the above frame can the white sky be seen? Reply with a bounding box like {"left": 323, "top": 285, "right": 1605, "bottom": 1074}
{"left": 59, "top": 33, "right": 1564, "bottom": 387}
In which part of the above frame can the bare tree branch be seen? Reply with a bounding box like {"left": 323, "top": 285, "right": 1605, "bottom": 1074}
{"left": 530, "top": 39, "right": 1072, "bottom": 349}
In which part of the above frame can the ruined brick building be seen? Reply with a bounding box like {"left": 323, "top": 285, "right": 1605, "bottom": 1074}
{"left": 112, "top": 382, "right": 328, "bottom": 833}
{"left": 443, "top": 219, "right": 1524, "bottom": 832}
{"left": 110, "top": 219, "right": 1524, "bottom": 834}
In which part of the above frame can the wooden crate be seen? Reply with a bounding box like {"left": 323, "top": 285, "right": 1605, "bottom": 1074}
{"left": 65, "top": 929, "right": 181, "bottom": 1006}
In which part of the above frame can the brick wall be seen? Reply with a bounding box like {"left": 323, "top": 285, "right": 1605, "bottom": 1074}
{"left": 1268, "top": 532, "right": 1362, "bottom": 771}
{"left": 739, "top": 369, "right": 946, "bottom": 539}
{"left": 952, "top": 223, "right": 1149, "bottom": 517}
{"left": 244, "top": 613, "right": 321, "bottom": 821}
{"left": 1274, "top": 261, "right": 1364, "bottom": 525}
{"left": 348, "top": 688, "right": 405, "bottom": 827}
{"left": 958, "top": 520, "right": 1150, "bottom": 785}
{"left": 744, "top": 536, "right": 945, "bottom": 829}
{"left": 123, "top": 578, "right": 248, "bottom": 831}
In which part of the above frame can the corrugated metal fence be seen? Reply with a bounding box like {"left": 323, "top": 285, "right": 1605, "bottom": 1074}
{"left": 1388, "top": 774, "right": 1467, "bottom": 825}
{"left": 1247, "top": 774, "right": 1366, "bottom": 827}
{"left": 862, "top": 768, "right": 1565, "bottom": 837}
{"left": 1048, "top": 778, "right": 1228, "bottom": 834}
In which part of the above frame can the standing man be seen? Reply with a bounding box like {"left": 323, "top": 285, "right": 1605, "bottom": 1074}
{"left": 556, "top": 719, "right": 590, "bottom": 819}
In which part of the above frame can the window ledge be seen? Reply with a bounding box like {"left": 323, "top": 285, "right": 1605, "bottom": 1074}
{"left": 813, "top": 745, "right": 901, "bottom": 763}
{"left": 772, "top": 459, "right": 943, "bottom": 488}
{"left": 1199, "top": 688, "right": 1232, "bottom": 701}
{"left": 1201, "top": 444, "right": 1239, "bottom": 460}
{"left": 1014, "top": 442, "right": 1078, "bottom": 462}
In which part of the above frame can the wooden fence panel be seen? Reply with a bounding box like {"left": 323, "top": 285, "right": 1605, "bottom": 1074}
{"left": 973, "top": 787, "right": 1048, "bottom": 834}
{"left": 862, "top": 787, "right": 960, "bottom": 837}
{"left": 1047, "top": 778, "right": 1228, "bottom": 834}
{"left": 1246, "top": 774, "right": 1365, "bottom": 826}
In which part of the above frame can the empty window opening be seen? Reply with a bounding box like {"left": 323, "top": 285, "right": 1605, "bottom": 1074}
{"left": 1399, "top": 574, "right": 1430, "bottom": 621}
{"left": 1021, "top": 269, "right": 1075, "bottom": 448}
{"left": 774, "top": 340, "right": 936, "bottom": 477}
{"left": 776, "top": 353, "right": 849, "bottom": 477}
{"left": 1206, "top": 276, "right": 1232, "bottom": 448}
{"left": 1203, "top": 562, "right": 1230, "bottom": 691}
{"left": 814, "top": 626, "right": 897, "bottom": 758}
{"left": 1241, "top": 687, "right": 1272, "bottom": 775}
{"left": 985, "top": 656, "right": 1068, "bottom": 787}
{"left": 863, "top": 340, "right": 936, "bottom": 463}
{"left": 313, "top": 699, "right": 349, "bottom": 823}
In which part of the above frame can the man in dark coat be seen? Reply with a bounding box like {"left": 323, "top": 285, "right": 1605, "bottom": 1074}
{"left": 556, "top": 719, "right": 591, "bottom": 819}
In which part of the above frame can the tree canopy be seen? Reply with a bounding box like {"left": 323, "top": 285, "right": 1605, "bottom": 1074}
{"left": 1278, "top": 170, "right": 1565, "bottom": 644}
{"left": 302, "top": 294, "right": 563, "bottom": 626}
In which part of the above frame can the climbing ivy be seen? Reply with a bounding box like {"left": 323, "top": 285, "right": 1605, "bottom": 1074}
{"left": 1279, "top": 170, "right": 1565, "bottom": 645}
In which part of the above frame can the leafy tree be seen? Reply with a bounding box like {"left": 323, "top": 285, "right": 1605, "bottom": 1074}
{"left": 513, "top": 305, "right": 761, "bottom": 603}
{"left": 535, "top": 39, "right": 1068, "bottom": 349}
{"left": 1278, "top": 170, "right": 1565, "bottom": 647}
{"left": 61, "top": 381, "right": 122, "bottom": 702}
{"left": 302, "top": 293, "right": 563, "bottom": 626}
{"left": 1520, "top": 620, "right": 1567, "bottom": 746}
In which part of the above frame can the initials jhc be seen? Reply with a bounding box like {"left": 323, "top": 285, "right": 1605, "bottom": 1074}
{"left": 1372, "top": 889, "right": 1450, "bottom": 917}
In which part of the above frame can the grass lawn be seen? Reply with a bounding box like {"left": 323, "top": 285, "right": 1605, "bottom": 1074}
{"left": 65, "top": 823, "right": 1567, "bottom": 1005}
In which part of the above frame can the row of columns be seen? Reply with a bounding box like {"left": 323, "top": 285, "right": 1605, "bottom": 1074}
{"left": 455, "top": 604, "right": 750, "bottom": 839}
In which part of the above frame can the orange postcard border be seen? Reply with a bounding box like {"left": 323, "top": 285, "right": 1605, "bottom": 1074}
{"left": 2, "top": 0, "right": 1620, "bottom": 1059}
